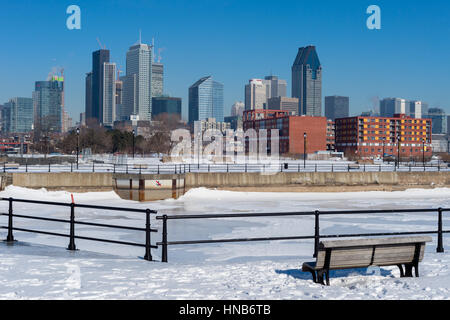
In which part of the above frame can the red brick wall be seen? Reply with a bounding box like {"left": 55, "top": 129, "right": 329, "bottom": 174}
{"left": 288, "top": 116, "right": 327, "bottom": 154}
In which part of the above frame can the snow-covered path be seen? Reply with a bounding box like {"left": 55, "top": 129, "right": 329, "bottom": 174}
{"left": 1, "top": 186, "right": 450, "bottom": 299}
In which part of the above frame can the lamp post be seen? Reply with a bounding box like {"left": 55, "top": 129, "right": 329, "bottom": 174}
{"left": 132, "top": 129, "right": 135, "bottom": 159}
{"left": 382, "top": 140, "right": 385, "bottom": 163}
{"left": 397, "top": 134, "right": 401, "bottom": 168}
{"left": 76, "top": 128, "right": 80, "bottom": 170}
{"left": 303, "top": 132, "right": 307, "bottom": 169}
{"left": 422, "top": 138, "right": 425, "bottom": 165}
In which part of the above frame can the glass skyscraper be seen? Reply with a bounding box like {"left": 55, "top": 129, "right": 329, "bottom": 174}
{"left": 292, "top": 46, "right": 322, "bottom": 116}
{"left": 189, "top": 76, "right": 224, "bottom": 123}
{"left": 428, "top": 107, "right": 447, "bottom": 134}
{"left": 2, "top": 97, "right": 33, "bottom": 133}
{"left": 33, "top": 77, "right": 64, "bottom": 133}
{"left": 91, "top": 49, "right": 110, "bottom": 123}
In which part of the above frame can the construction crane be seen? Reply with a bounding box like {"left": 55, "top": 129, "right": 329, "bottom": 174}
{"left": 96, "top": 37, "right": 106, "bottom": 50}
{"left": 157, "top": 48, "right": 165, "bottom": 63}
{"left": 116, "top": 66, "right": 123, "bottom": 81}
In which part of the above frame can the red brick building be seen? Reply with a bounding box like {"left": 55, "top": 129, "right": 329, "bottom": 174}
{"left": 335, "top": 114, "right": 432, "bottom": 160}
{"left": 243, "top": 109, "right": 327, "bottom": 155}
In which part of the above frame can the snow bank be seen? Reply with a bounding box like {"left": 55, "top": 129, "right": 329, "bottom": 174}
{"left": 175, "top": 187, "right": 450, "bottom": 202}
{"left": 0, "top": 186, "right": 122, "bottom": 203}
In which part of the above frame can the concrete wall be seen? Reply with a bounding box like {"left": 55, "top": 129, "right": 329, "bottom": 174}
{"left": 185, "top": 172, "right": 450, "bottom": 189}
{"left": 11, "top": 173, "right": 113, "bottom": 191}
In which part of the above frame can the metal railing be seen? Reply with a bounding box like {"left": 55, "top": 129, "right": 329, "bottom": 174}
{"left": 1, "top": 162, "right": 449, "bottom": 174}
{"left": 0, "top": 197, "right": 158, "bottom": 261}
{"left": 155, "top": 208, "right": 449, "bottom": 262}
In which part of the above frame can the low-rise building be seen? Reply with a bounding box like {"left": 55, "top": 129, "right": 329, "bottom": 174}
{"left": 335, "top": 114, "right": 432, "bottom": 160}
{"left": 243, "top": 109, "right": 327, "bottom": 156}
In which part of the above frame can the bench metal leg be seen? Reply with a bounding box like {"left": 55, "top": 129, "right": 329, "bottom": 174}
{"left": 317, "top": 270, "right": 324, "bottom": 285}
{"left": 413, "top": 262, "right": 419, "bottom": 277}
{"left": 325, "top": 269, "right": 330, "bottom": 286}
{"left": 397, "top": 264, "right": 405, "bottom": 277}
{"left": 404, "top": 264, "right": 413, "bottom": 277}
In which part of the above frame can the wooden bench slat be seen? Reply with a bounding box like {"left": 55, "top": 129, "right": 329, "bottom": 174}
{"left": 320, "top": 236, "right": 432, "bottom": 249}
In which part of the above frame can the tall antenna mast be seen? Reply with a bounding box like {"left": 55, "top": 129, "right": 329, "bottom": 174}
{"left": 139, "top": 29, "right": 142, "bottom": 44}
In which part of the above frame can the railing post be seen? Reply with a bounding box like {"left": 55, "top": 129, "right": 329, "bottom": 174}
{"left": 162, "top": 215, "right": 168, "bottom": 263}
{"left": 313, "top": 210, "right": 320, "bottom": 258}
{"left": 157, "top": 165, "right": 160, "bottom": 174}
{"left": 113, "top": 164, "right": 116, "bottom": 174}
{"left": 48, "top": 163, "right": 51, "bottom": 173}
{"left": 70, "top": 162, "right": 73, "bottom": 173}
{"left": 126, "top": 164, "right": 128, "bottom": 174}
{"left": 67, "top": 203, "right": 76, "bottom": 251}
{"left": 144, "top": 209, "right": 152, "bottom": 261}
{"left": 26, "top": 162, "right": 28, "bottom": 173}
{"left": 3, "top": 162, "right": 5, "bottom": 173}
{"left": 437, "top": 208, "right": 444, "bottom": 253}
{"left": 331, "top": 164, "right": 334, "bottom": 173}
{"left": 92, "top": 162, "right": 95, "bottom": 173}
{"left": 315, "top": 164, "right": 317, "bottom": 172}
{"left": 6, "top": 198, "right": 14, "bottom": 242}
{"left": 139, "top": 165, "right": 142, "bottom": 175}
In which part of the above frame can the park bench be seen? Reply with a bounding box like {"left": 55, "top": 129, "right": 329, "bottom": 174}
{"left": 302, "top": 236, "right": 432, "bottom": 286}
{"left": 347, "top": 164, "right": 360, "bottom": 170}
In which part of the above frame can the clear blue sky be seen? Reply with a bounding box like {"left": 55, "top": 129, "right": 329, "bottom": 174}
{"left": 0, "top": 0, "right": 449, "bottom": 122}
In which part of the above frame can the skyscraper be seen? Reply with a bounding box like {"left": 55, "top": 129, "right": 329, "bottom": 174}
{"left": 245, "top": 79, "right": 266, "bottom": 110}
{"left": 124, "top": 42, "right": 153, "bottom": 121}
{"left": 85, "top": 72, "right": 93, "bottom": 120}
{"left": 325, "top": 96, "right": 349, "bottom": 121}
{"left": 92, "top": 49, "right": 110, "bottom": 123}
{"left": 33, "top": 76, "right": 64, "bottom": 133}
{"left": 189, "top": 76, "right": 224, "bottom": 123}
{"left": 102, "top": 63, "right": 116, "bottom": 127}
{"left": 120, "top": 74, "right": 137, "bottom": 120}
{"left": 151, "top": 62, "right": 164, "bottom": 98}
{"left": 379, "top": 98, "right": 409, "bottom": 117}
{"left": 428, "top": 107, "right": 447, "bottom": 134}
{"left": 264, "top": 75, "right": 287, "bottom": 100}
{"left": 2, "top": 98, "right": 33, "bottom": 133}
{"left": 231, "top": 101, "right": 244, "bottom": 117}
{"left": 292, "top": 46, "right": 322, "bottom": 116}
{"left": 152, "top": 97, "right": 182, "bottom": 119}
{"left": 409, "top": 101, "right": 428, "bottom": 119}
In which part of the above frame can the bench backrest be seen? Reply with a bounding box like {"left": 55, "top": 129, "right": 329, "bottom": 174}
{"left": 315, "top": 236, "right": 432, "bottom": 269}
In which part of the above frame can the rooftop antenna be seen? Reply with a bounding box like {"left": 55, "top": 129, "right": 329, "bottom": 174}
{"left": 139, "top": 29, "right": 142, "bottom": 44}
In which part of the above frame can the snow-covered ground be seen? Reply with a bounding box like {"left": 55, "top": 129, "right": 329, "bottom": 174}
{"left": 0, "top": 186, "right": 450, "bottom": 299}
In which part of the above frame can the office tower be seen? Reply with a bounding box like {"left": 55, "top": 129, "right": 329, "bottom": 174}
{"left": 267, "top": 97, "right": 300, "bottom": 115}
{"left": 409, "top": 101, "right": 428, "bottom": 119}
{"left": 212, "top": 81, "right": 224, "bottom": 122}
{"left": 231, "top": 101, "right": 244, "bottom": 117}
{"left": 245, "top": 79, "right": 267, "bottom": 110}
{"left": 80, "top": 112, "right": 86, "bottom": 126}
{"left": 264, "top": 75, "right": 287, "bottom": 100}
{"left": 33, "top": 76, "right": 64, "bottom": 133}
{"left": 292, "top": 46, "right": 322, "bottom": 116}
{"left": 102, "top": 63, "right": 116, "bottom": 127}
{"left": 2, "top": 98, "right": 33, "bottom": 133}
{"left": 379, "top": 98, "right": 409, "bottom": 117}
{"left": 124, "top": 42, "right": 153, "bottom": 121}
{"left": 152, "top": 97, "right": 182, "bottom": 119}
{"left": 189, "top": 76, "right": 224, "bottom": 123}
{"left": 325, "top": 96, "right": 350, "bottom": 121}
{"left": 92, "top": 49, "right": 110, "bottom": 123}
{"left": 85, "top": 72, "right": 93, "bottom": 120}
{"left": 151, "top": 62, "right": 164, "bottom": 98}
{"left": 114, "top": 79, "right": 123, "bottom": 121}
{"left": 120, "top": 74, "right": 137, "bottom": 120}
{"left": 428, "top": 107, "right": 447, "bottom": 134}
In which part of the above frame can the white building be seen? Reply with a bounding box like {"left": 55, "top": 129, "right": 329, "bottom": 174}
{"left": 231, "top": 101, "right": 244, "bottom": 117}
{"left": 245, "top": 79, "right": 266, "bottom": 110}
{"left": 124, "top": 42, "right": 153, "bottom": 121}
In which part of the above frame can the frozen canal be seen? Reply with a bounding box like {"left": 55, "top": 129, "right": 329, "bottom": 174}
{"left": 0, "top": 186, "right": 450, "bottom": 299}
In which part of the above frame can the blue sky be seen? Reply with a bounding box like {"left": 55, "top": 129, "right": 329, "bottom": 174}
{"left": 0, "top": 0, "right": 449, "bottom": 121}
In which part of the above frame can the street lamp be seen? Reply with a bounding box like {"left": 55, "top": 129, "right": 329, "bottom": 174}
{"left": 422, "top": 138, "right": 426, "bottom": 165}
{"left": 382, "top": 139, "right": 385, "bottom": 163}
{"left": 132, "top": 129, "right": 135, "bottom": 159}
{"left": 76, "top": 128, "right": 80, "bottom": 170}
{"left": 397, "top": 134, "right": 401, "bottom": 168}
{"left": 303, "top": 132, "right": 307, "bottom": 169}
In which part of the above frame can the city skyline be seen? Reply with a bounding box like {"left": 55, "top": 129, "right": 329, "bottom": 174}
{"left": 1, "top": 0, "right": 450, "bottom": 122}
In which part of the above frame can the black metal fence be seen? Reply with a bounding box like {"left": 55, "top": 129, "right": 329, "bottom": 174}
{"left": 0, "top": 197, "right": 158, "bottom": 261}
{"left": 2, "top": 162, "right": 449, "bottom": 174}
{"left": 156, "top": 208, "right": 449, "bottom": 263}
